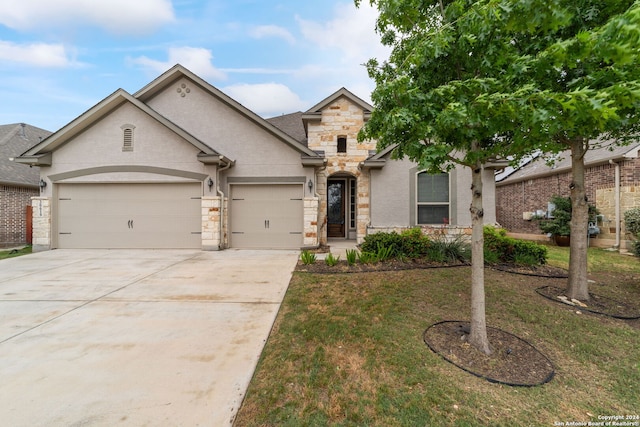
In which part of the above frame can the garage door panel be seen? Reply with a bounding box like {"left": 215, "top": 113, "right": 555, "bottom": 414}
{"left": 230, "top": 184, "right": 303, "bottom": 249}
{"left": 57, "top": 183, "right": 201, "bottom": 249}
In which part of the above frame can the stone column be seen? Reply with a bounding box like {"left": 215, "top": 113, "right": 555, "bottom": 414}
{"left": 31, "top": 197, "right": 51, "bottom": 252}
{"left": 356, "top": 172, "right": 371, "bottom": 244}
{"left": 304, "top": 197, "right": 319, "bottom": 247}
{"left": 202, "top": 196, "right": 221, "bottom": 250}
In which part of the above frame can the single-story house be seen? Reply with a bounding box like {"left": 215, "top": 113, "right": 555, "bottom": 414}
{"left": 16, "top": 64, "right": 503, "bottom": 251}
{"left": 496, "top": 142, "right": 640, "bottom": 249}
{"left": 0, "top": 123, "right": 52, "bottom": 248}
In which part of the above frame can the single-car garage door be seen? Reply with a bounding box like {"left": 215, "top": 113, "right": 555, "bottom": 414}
{"left": 230, "top": 184, "right": 303, "bottom": 249}
{"left": 57, "top": 183, "right": 201, "bottom": 249}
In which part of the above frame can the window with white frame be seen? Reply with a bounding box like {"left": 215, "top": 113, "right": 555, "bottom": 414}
{"left": 417, "top": 171, "right": 450, "bottom": 225}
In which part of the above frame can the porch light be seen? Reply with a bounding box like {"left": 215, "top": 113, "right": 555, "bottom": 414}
{"left": 207, "top": 177, "right": 214, "bottom": 191}
{"left": 39, "top": 179, "right": 47, "bottom": 191}
{"left": 308, "top": 179, "right": 313, "bottom": 193}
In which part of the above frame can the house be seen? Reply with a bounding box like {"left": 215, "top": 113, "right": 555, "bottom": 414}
{"left": 495, "top": 142, "right": 640, "bottom": 249}
{"left": 16, "top": 65, "right": 502, "bottom": 252}
{"left": 0, "top": 123, "right": 52, "bottom": 248}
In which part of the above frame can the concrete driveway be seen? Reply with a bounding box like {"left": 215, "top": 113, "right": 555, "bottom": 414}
{"left": 0, "top": 249, "right": 299, "bottom": 426}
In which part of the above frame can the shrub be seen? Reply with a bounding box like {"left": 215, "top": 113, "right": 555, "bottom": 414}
{"left": 300, "top": 250, "right": 317, "bottom": 265}
{"left": 375, "top": 243, "right": 395, "bottom": 262}
{"left": 324, "top": 253, "right": 340, "bottom": 266}
{"left": 345, "top": 249, "right": 358, "bottom": 265}
{"left": 424, "top": 235, "right": 470, "bottom": 263}
{"left": 361, "top": 228, "right": 431, "bottom": 259}
{"left": 624, "top": 206, "right": 640, "bottom": 237}
{"left": 483, "top": 226, "right": 547, "bottom": 265}
{"left": 358, "top": 251, "right": 378, "bottom": 264}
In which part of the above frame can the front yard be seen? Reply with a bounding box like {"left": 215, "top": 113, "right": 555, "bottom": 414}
{"left": 235, "top": 247, "right": 640, "bottom": 426}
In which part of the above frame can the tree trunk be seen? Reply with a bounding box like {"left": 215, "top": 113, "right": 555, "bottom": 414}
{"left": 468, "top": 149, "right": 492, "bottom": 355}
{"left": 567, "top": 137, "right": 590, "bottom": 301}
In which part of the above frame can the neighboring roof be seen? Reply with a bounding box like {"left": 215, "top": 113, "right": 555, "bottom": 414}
{"left": 135, "top": 64, "right": 320, "bottom": 159}
{"left": 497, "top": 141, "right": 640, "bottom": 185}
{"left": 15, "top": 89, "right": 231, "bottom": 167}
{"left": 266, "top": 112, "right": 307, "bottom": 145}
{"left": 0, "top": 123, "right": 51, "bottom": 187}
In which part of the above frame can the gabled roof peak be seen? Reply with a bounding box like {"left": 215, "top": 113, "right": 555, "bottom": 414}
{"left": 304, "top": 87, "right": 373, "bottom": 115}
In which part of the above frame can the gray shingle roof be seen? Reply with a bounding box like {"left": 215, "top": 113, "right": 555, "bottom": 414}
{"left": 497, "top": 140, "right": 640, "bottom": 184}
{"left": 266, "top": 112, "right": 307, "bottom": 145}
{"left": 0, "top": 123, "right": 52, "bottom": 187}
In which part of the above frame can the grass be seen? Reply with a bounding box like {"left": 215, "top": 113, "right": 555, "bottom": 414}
{"left": 235, "top": 248, "right": 640, "bottom": 426}
{"left": 0, "top": 245, "right": 31, "bottom": 260}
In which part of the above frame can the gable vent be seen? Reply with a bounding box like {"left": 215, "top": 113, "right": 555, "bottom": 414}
{"left": 121, "top": 124, "right": 135, "bottom": 152}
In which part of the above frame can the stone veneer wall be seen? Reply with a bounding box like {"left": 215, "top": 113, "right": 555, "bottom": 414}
{"left": 304, "top": 197, "right": 319, "bottom": 247}
{"left": 367, "top": 225, "right": 473, "bottom": 241}
{"left": 31, "top": 197, "right": 51, "bottom": 252}
{"left": 201, "top": 196, "right": 221, "bottom": 250}
{"left": 306, "top": 97, "right": 377, "bottom": 244}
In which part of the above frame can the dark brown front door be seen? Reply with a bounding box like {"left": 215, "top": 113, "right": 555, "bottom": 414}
{"left": 327, "top": 180, "right": 346, "bottom": 237}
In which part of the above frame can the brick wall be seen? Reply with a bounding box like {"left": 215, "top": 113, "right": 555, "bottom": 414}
{"left": 496, "top": 159, "right": 640, "bottom": 238}
{"left": 0, "top": 185, "right": 38, "bottom": 248}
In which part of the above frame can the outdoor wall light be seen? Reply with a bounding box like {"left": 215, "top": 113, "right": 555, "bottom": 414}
{"left": 207, "top": 177, "right": 214, "bottom": 191}
{"left": 308, "top": 179, "right": 313, "bottom": 193}
{"left": 39, "top": 179, "right": 47, "bottom": 191}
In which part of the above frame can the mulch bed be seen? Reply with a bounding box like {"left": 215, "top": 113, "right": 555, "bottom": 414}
{"left": 536, "top": 285, "right": 640, "bottom": 319}
{"left": 295, "top": 258, "right": 469, "bottom": 274}
{"left": 490, "top": 263, "right": 568, "bottom": 278}
{"left": 424, "top": 321, "right": 555, "bottom": 387}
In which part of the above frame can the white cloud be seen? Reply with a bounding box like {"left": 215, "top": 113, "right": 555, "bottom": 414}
{"left": 132, "top": 47, "right": 227, "bottom": 80}
{"left": 0, "top": 0, "right": 174, "bottom": 35}
{"left": 222, "top": 83, "right": 308, "bottom": 117}
{"left": 249, "top": 25, "right": 296, "bottom": 45}
{"left": 297, "top": 2, "right": 389, "bottom": 64}
{"left": 0, "top": 41, "right": 82, "bottom": 68}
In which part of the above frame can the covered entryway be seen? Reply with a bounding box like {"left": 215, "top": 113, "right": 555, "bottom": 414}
{"left": 230, "top": 184, "right": 303, "bottom": 249}
{"left": 56, "top": 183, "right": 202, "bottom": 249}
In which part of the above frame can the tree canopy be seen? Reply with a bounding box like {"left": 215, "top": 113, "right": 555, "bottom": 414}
{"left": 357, "top": 0, "right": 640, "bottom": 351}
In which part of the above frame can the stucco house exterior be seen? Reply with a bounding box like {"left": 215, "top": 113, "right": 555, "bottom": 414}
{"left": 16, "top": 65, "right": 502, "bottom": 252}
{"left": 496, "top": 142, "right": 640, "bottom": 250}
{"left": 0, "top": 123, "right": 52, "bottom": 248}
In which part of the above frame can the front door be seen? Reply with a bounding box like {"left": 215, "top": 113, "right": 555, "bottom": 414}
{"left": 327, "top": 180, "right": 346, "bottom": 238}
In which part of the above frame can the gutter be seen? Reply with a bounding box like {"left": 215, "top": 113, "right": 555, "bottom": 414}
{"left": 609, "top": 159, "right": 621, "bottom": 249}
{"left": 216, "top": 156, "right": 234, "bottom": 250}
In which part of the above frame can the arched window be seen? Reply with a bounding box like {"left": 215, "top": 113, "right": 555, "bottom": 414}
{"left": 416, "top": 171, "right": 450, "bottom": 225}
{"left": 121, "top": 124, "right": 135, "bottom": 152}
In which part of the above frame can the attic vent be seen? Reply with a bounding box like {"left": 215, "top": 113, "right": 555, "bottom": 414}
{"left": 121, "top": 124, "right": 135, "bottom": 152}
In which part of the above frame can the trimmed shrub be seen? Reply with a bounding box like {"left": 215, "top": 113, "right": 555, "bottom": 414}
{"left": 484, "top": 226, "right": 547, "bottom": 265}
{"left": 624, "top": 206, "right": 640, "bottom": 237}
{"left": 361, "top": 228, "right": 431, "bottom": 259}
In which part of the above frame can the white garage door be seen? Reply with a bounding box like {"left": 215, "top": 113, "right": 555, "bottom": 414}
{"left": 230, "top": 184, "right": 303, "bottom": 249}
{"left": 57, "top": 183, "right": 201, "bottom": 249}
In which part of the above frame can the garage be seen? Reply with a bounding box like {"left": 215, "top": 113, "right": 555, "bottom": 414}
{"left": 56, "top": 183, "right": 202, "bottom": 249}
{"left": 230, "top": 184, "right": 303, "bottom": 249}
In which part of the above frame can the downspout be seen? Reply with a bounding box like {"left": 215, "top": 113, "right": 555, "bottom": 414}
{"left": 609, "top": 159, "right": 620, "bottom": 249}
{"left": 216, "top": 156, "right": 233, "bottom": 250}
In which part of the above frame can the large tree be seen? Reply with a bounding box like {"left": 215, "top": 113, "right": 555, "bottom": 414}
{"left": 356, "top": 0, "right": 640, "bottom": 353}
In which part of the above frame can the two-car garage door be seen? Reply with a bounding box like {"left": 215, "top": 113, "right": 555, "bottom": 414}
{"left": 56, "top": 183, "right": 202, "bottom": 249}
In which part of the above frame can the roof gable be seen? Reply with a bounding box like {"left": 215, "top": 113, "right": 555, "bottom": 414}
{"left": 15, "top": 89, "right": 228, "bottom": 166}
{"left": 135, "top": 64, "right": 320, "bottom": 159}
{"left": 303, "top": 87, "right": 373, "bottom": 116}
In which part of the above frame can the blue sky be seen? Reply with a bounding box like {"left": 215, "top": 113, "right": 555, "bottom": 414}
{"left": 0, "top": 0, "right": 389, "bottom": 132}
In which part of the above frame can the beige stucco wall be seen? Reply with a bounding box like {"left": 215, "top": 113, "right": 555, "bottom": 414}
{"left": 146, "top": 77, "right": 314, "bottom": 184}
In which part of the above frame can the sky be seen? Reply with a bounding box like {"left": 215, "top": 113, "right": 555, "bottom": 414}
{"left": 0, "top": 0, "right": 390, "bottom": 132}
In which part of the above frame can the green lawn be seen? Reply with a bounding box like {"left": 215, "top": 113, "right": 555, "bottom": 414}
{"left": 235, "top": 248, "right": 640, "bottom": 426}
{"left": 0, "top": 245, "right": 31, "bottom": 260}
